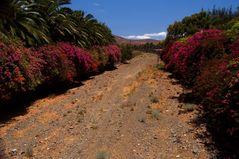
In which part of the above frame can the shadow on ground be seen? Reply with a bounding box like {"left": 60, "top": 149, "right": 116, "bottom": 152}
{"left": 177, "top": 91, "right": 239, "bottom": 159}
{"left": 0, "top": 81, "right": 83, "bottom": 125}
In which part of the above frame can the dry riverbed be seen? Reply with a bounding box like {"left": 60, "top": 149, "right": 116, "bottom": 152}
{"left": 0, "top": 53, "right": 211, "bottom": 159}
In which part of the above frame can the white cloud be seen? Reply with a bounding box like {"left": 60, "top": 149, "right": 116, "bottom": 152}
{"left": 124, "top": 32, "right": 167, "bottom": 40}
{"left": 93, "top": 3, "right": 100, "bottom": 6}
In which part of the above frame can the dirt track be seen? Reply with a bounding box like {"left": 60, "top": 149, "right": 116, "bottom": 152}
{"left": 0, "top": 53, "right": 210, "bottom": 159}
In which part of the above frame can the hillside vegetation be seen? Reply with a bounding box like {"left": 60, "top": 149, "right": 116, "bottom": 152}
{"left": 161, "top": 7, "right": 239, "bottom": 157}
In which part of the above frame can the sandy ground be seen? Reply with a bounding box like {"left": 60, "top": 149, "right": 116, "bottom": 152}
{"left": 0, "top": 53, "right": 210, "bottom": 159}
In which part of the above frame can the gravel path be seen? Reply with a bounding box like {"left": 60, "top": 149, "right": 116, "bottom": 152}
{"left": 0, "top": 53, "right": 210, "bottom": 159}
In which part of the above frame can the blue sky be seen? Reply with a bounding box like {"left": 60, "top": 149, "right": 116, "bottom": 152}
{"left": 68, "top": 0, "right": 238, "bottom": 40}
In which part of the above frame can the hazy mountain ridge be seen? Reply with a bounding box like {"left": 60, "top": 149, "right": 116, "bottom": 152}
{"left": 114, "top": 35, "right": 159, "bottom": 45}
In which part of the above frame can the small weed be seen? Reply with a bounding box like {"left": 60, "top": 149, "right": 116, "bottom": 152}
{"left": 151, "top": 110, "right": 160, "bottom": 120}
{"left": 96, "top": 151, "right": 109, "bottom": 159}
{"left": 155, "top": 63, "right": 165, "bottom": 70}
{"left": 150, "top": 96, "right": 159, "bottom": 103}
{"left": 149, "top": 93, "right": 159, "bottom": 103}
{"left": 179, "top": 104, "right": 195, "bottom": 114}
{"left": 138, "top": 116, "right": 146, "bottom": 123}
{"left": 25, "top": 144, "right": 33, "bottom": 158}
{"left": 77, "top": 108, "right": 86, "bottom": 123}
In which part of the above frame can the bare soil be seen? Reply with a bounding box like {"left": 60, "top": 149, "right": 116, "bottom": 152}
{"left": 0, "top": 53, "right": 211, "bottom": 159}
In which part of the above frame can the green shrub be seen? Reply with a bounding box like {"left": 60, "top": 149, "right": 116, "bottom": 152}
{"left": 226, "top": 21, "right": 239, "bottom": 41}
{"left": 120, "top": 45, "right": 133, "bottom": 62}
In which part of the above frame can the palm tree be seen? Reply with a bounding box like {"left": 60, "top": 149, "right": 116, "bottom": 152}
{"left": 34, "top": 0, "right": 82, "bottom": 45}
{"left": 0, "top": 0, "right": 49, "bottom": 46}
{"left": 0, "top": 0, "right": 115, "bottom": 47}
{"left": 70, "top": 11, "right": 115, "bottom": 47}
{"left": 48, "top": 7, "right": 79, "bottom": 43}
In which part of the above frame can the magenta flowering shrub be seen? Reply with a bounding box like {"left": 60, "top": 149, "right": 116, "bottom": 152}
{"left": 164, "top": 29, "right": 225, "bottom": 85}
{"left": 230, "top": 38, "right": 239, "bottom": 56}
{"left": 0, "top": 42, "right": 121, "bottom": 101}
{"left": 37, "top": 43, "right": 98, "bottom": 82}
{"left": 193, "top": 56, "right": 231, "bottom": 102}
{"left": 194, "top": 55, "right": 239, "bottom": 136}
{"left": 58, "top": 42, "right": 98, "bottom": 76}
{"left": 103, "top": 45, "right": 121, "bottom": 65}
{"left": 163, "top": 41, "right": 187, "bottom": 73}
{"left": 74, "top": 48, "right": 97, "bottom": 73}
{"left": 0, "top": 42, "right": 43, "bottom": 100}
{"left": 162, "top": 29, "right": 239, "bottom": 149}
{"left": 36, "top": 44, "right": 76, "bottom": 82}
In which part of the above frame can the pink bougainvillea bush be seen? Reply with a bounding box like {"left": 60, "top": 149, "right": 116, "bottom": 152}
{"left": 230, "top": 38, "right": 239, "bottom": 57}
{"left": 103, "top": 45, "right": 121, "bottom": 65}
{"left": 36, "top": 44, "right": 76, "bottom": 82}
{"left": 0, "top": 42, "right": 44, "bottom": 100}
{"left": 58, "top": 42, "right": 98, "bottom": 77}
{"left": 193, "top": 54, "right": 239, "bottom": 148}
{"left": 163, "top": 29, "right": 225, "bottom": 85}
{"left": 162, "top": 29, "right": 239, "bottom": 154}
{"left": 0, "top": 42, "right": 121, "bottom": 101}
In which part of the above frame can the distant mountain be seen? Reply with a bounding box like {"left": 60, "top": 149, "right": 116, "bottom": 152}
{"left": 114, "top": 35, "right": 159, "bottom": 45}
